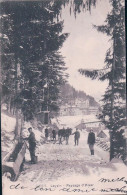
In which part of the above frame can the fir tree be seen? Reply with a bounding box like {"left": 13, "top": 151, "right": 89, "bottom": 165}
{"left": 1, "top": 1, "right": 68, "bottom": 121}
{"left": 79, "top": 0, "right": 126, "bottom": 161}
{"left": 1, "top": 0, "right": 97, "bottom": 121}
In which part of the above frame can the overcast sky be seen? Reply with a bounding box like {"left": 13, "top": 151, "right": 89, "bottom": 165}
{"left": 60, "top": 0, "right": 111, "bottom": 102}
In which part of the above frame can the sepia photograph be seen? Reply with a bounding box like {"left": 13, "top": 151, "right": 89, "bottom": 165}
{"left": 1, "top": 0, "right": 127, "bottom": 194}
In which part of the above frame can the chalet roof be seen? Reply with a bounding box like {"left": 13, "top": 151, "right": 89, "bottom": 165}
{"left": 97, "top": 130, "right": 109, "bottom": 138}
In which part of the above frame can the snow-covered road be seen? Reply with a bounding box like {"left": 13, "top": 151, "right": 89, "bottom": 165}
{"left": 3, "top": 131, "right": 127, "bottom": 195}
{"left": 18, "top": 131, "right": 109, "bottom": 183}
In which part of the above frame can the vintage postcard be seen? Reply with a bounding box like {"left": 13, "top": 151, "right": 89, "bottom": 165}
{"left": 1, "top": 0, "right": 127, "bottom": 194}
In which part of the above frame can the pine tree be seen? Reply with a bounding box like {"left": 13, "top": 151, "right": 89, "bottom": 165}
{"left": 0, "top": 0, "right": 103, "bottom": 135}
{"left": 79, "top": 0, "right": 126, "bottom": 161}
{"left": 1, "top": 1, "right": 68, "bottom": 122}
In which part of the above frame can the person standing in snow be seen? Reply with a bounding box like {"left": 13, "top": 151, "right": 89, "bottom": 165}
{"left": 52, "top": 129, "right": 56, "bottom": 141}
{"left": 45, "top": 127, "right": 49, "bottom": 141}
{"left": 65, "top": 128, "right": 70, "bottom": 145}
{"left": 87, "top": 129, "right": 95, "bottom": 155}
{"left": 24, "top": 127, "right": 36, "bottom": 163}
{"left": 61, "top": 127, "right": 66, "bottom": 140}
{"left": 72, "top": 128, "right": 80, "bottom": 146}
{"left": 58, "top": 129, "right": 62, "bottom": 144}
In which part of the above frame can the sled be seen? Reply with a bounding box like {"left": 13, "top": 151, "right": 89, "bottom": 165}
{"left": 2, "top": 141, "right": 27, "bottom": 181}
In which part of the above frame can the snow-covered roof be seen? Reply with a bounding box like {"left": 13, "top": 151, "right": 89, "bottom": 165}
{"left": 98, "top": 129, "right": 110, "bottom": 138}
{"left": 103, "top": 129, "right": 110, "bottom": 137}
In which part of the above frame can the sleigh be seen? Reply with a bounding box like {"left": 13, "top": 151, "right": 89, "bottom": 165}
{"left": 2, "top": 141, "right": 27, "bottom": 181}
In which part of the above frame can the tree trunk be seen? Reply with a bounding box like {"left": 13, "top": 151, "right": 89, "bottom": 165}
{"left": 110, "top": 36, "right": 115, "bottom": 161}
{"left": 15, "top": 109, "right": 19, "bottom": 139}
{"left": 14, "top": 59, "right": 21, "bottom": 139}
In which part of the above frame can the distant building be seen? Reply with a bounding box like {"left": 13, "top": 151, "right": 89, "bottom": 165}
{"left": 89, "top": 106, "right": 98, "bottom": 114}
{"left": 75, "top": 98, "right": 89, "bottom": 108}
{"left": 59, "top": 98, "right": 99, "bottom": 116}
{"left": 59, "top": 105, "right": 82, "bottom": 116}
{"left": 85, "top": 122, "right": 100, "bottom": 132}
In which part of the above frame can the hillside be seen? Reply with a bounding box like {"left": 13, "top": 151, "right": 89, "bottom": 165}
{"left": 59, "top": 83, "right": 99, "bottom": 107}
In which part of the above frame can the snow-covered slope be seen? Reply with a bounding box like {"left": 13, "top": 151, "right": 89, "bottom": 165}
{"left": 2, "top": 112, "right": 16, "bottom": 133}
{"left": 1, "top": 112, "right": 45, "bottom": 157}
{"left": 1, "top": 112, "right": 16, "bottom": 156}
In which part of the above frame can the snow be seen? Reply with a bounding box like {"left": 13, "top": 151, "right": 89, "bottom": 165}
{"left": 1, "top": 113, "right": 16, "bottom": 155}
{"left": 3, "top": 130, "right": 127, "bottom": 195}
{"left": 2, "top": 34, "right": 9, "bottom": 39}
{"left": 2, "top": 113, "right": 127, "bottom": 195}
{"left": 1, "top": 113, "right": 16, "bottom": 133}
{"left": 102, "top": 129, "right": 110, "bottom": 137}
{"left": 1, "top": 104, "right": 7, "bottom": 110}
{"left": 97, "top": 129, "right": 110, "bottom": 138}
{"left": 51, "top": 114, "right": 99, "bottom": 128}
{"left": 45, "top": 7, "right": 54, "bottom": 13}
{"left": 1, "top": 112, "right": 45, "bottom": 157}
{"left": 30, "top": 20, "right": 40, "bottom": 23}
{"left": 21, "top": 121, "right": 44, "bottom": 142}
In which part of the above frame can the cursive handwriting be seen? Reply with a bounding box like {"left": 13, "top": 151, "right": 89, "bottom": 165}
{"left": 9, "top": 178, "right": 127, "bottom": 194}
{"left": 10, "top": 183, "right": 27, "bottom": 189}
{"left": 59, "top": 187, "right": 97, "bottom": 193}
{"left": 30, "top": 185, "right": 55, "bottom": 191}
{"left": 100, "top": 186, "right": 127, "bottom": 194}
{"left": 99, "top": 177, "right": 127, "bottom": 184}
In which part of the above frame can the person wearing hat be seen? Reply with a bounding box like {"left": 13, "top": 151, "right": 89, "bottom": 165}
{"left": 45, "top": 127, "right": 49, "bottom": 141}
{"left": 24, "top": 127, "right": 36, "bottom": 163}
{"left": 52, "top": 129, "right": 56, "bottom": 141}
{"left": 65, "top": 128, "right": 70, "bottom": 145}
{"left": 87, "top": 129, "right": 95, "bottom": 155}
{"left": 72, "top": 128, "right": 80, "bottom": 146}
{"left": 58, "top": 128, "right": 62, "bottom": 144}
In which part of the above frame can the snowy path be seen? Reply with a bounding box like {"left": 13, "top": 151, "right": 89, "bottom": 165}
{"left": 2, "top": 112, "right": 127, "bottom": 194}
{"left": 3, "top": 131, "right": 127, "bottom": 195}
{"left": 19, "top": 131, "right": 110, "bottom": 183}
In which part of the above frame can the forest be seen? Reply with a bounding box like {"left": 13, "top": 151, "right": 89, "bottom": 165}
{"left": 1, "top": 0, "right": 126, "bottom": 161}
{"left": 59, "top": 83, "right": 99, "bottom": 107}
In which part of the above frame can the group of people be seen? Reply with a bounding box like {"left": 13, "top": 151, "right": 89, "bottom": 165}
{"left": 45, "top": 127, "right": 95, "bottom": 152}
{"left": 45, "top": 127, "right": 72, "bottom": 145}
{"left": 23, "top": 127, "right": 96, "bottom": 164}
{"left": 44, "top": 127, "right": 81, "bottom": 146}
{"left": 58, "top": 127, "right": 72, "bottom": 145}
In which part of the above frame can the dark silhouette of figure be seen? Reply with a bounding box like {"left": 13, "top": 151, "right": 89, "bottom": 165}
{"left": 72, "top": 128, "right": 80, "bottom": 146}
{"left": 69, "top": 128, "right": 72, "bottom": 135}
{"left": 61, "top": 127, "right": 66, "bottom": 140}
{"left": 65, "top": 128, "right": 70, "bottom": 145}
{"left": 52, "top": 129, "right": 56, "bottom": 141}
{"left": 45, "top": 128, "right": 49, "bottom": 140}
{"left": 24, "top": 127, "right": 36, "bottom": 163}
{"left": 87, "top": 129, "right": 95, "bottom": 155}
{"left": 58, "top": 129, "right": 62, "bottom": 144}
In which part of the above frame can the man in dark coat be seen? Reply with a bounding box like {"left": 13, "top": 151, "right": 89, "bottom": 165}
{"left": 58, "top": 129, "right": 62, "bottom": 144}
{"left": 45, "top": 127, "right": 49, "bottom": 140}
{"left": 65, "top": 128, "right": 70, "bottom": 145}
{"left": 65, "top": 127, "right": 72, "bottom": 145}
{"left": 72, "top": 128, "right": 80, "bottom": 146}
{"left": 87, "top": 129, "right": 95, "bottom": 155}
{"left": 52, "top": 129, "right": 56, "bottom": 141}
{"left": 61, "top": 127, "right": 66, "bottom": 140}
{"left": 25, "top": 127, "right": 36, "bottom": 163}
{"left": 69, "top": 128, "right": 72, "bottom": 135}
